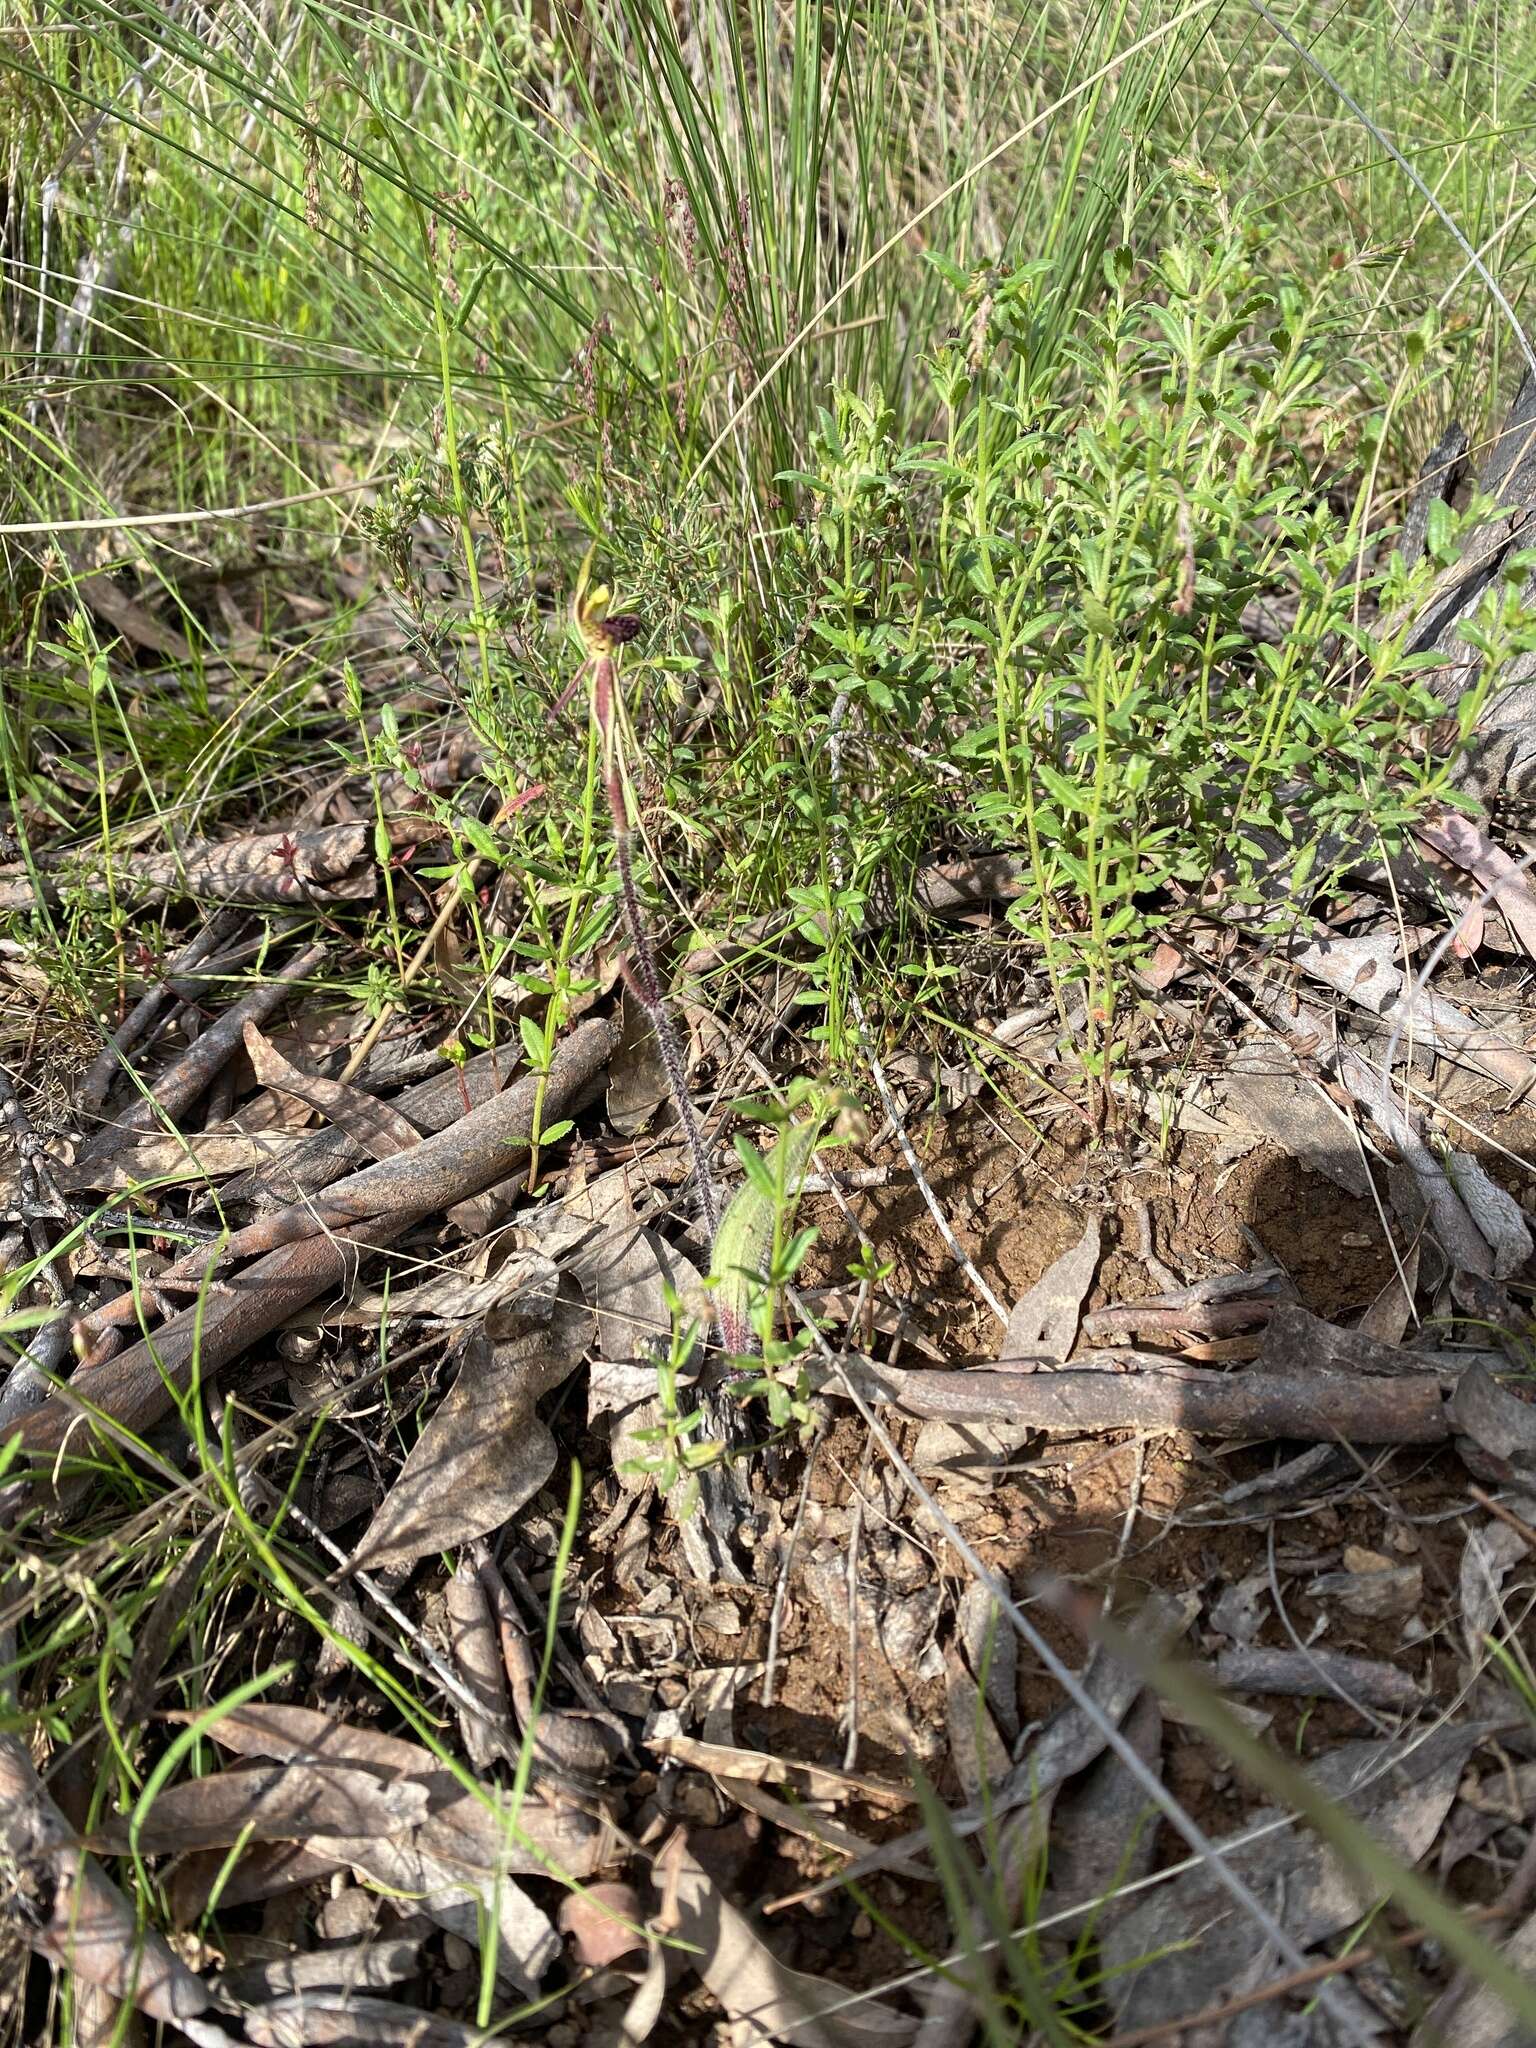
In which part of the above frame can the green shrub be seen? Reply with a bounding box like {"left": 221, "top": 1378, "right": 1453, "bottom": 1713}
{"left": 781, "top": 202, "right": 1480, "bottom": 1066}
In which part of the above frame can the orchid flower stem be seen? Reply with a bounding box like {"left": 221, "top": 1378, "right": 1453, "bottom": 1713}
{"left": 596, "top": 659, "right": 721, "bottom": 1246}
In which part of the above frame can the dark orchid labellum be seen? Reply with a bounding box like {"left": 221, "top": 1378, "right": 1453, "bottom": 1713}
{"left": 597, "top": 611, "right": 643, "bottom": 649}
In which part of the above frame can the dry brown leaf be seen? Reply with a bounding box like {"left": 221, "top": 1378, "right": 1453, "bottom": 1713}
{"left": 243, "top": 1022, "right": 423, "bottom": 1159}
{"left": 648, "top": 1732, "right": 914, "bottom": 1809}
{"left": 559, "top": 1881, "right": 648, "bottom": 1969}
{"left": 330, "top": 1248, "right": 558, "bottom": 1328}
{"left": 944, "top": 1643, "right": 1011, "bottom": 1803}
{"left": 1292, "top": 929, "right": 1535, "bottom": 1092}
{"left": 1305, "top": 1560, "right": 1424, "bottom": 1621}
{"left": 1449, "top": 1365, "right": 1536, "bottom": 1484}
{"left": 1207, "top": 1041, "right": 1371, "bottom": 1199}
{"left": 191, "top": 1704, "right": 606, "bottom": 1876}
{"left": 535, "top": 1175, "right": 705, "bottom": 1490}
{"left": 88, "top": 1761, "right": 429, "bottom": 1854}
{"left": 1412, "top": 1905, "right": 1536, "bottom": 2048}
{"left": 168, "top": 1843, "right": 344, "bottom": 1925}
{"left": 655, "top": 1830, "right": 918, "bottom": 2048}
{"left": 619, "top": 1940, "right": 668, "bottom": 2046}
{"left": 348, "top": 1287, "right": 593, "bottom": 1572}
{"left": 0, "top": 1733, "right": 214, "bottom": 2031}
{"left": 544, "top": 1173, "right": 706, "bottom": 1365}
{"left": 307, "top": 1827, "right": 559, "bottom": 1992}
{"left": 1459, "top": 1517, "right": 1532, "bottom": 1662}
{"left": 916, "top": 1216, "right": 1099, "bottom": 1475}
{"left": 955, "top": 1582, "right": 1019, "bottom": 1746}
{"left": 117, "top": 1526, "right": 221, "bottom": 1726}
{"left": 1036, "top": 1689, "right": 1163, "bottom": 1930}
{"left": 445, "top": 1558, "right": 516, "bottom": 1769}
{"left": 1104, "top": 1724, "right": 1486, "bottom": 2032}
{"left": 1000, "top": 1215, "right": 1100, "bottom": 1363}
{"left": 715, "top": 1775, "right": 898, "bottom": 1873}
{"left": 179, "top": 1702, "right": 601, "bottom": 1993}
{"left": 69, "top": 559, "right": 194, "bottom": 660}
{"left": 55, "top": 1129, "right": 313, "bottom": 1195}
{"left": 1413, "top": 810, "right": 1536, "bottom": 964}
{"left": 1446, "top": 1155, "right": 1533, "bottom": 1280}
{"left": 189, "top": 1702, "right": 430, "bottom": 1777}
{"left": 1356, "top": 1242, "right": 1421, "bottom": 1346}
{"left": 607, "top": 984, "right": 672, "bottom": 1136}
{"left": 1256, "top": 1302, "right": 1427, "bottom": 1379}
{"left": 1213, "top": 1645, "right": 1424, "bottom": 1711}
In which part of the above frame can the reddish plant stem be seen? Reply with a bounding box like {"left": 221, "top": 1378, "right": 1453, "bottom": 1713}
{"left": 597, "top": 658, "right": 719, "bottom": 1243}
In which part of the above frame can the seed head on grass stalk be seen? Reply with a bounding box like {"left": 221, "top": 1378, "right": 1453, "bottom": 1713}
{"left": 569, "top": 549, "right": 721, "bottom": 1251}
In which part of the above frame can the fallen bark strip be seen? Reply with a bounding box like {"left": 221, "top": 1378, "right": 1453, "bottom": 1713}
{"left": 82, "top": 940, "right": 330, "bottom": 1155}
{"left": 837, "top": 1356, "right": 1450, "bottom": 1444}
{"left": 230, "top": 1042, "right": 519, "bottom": 1213}
{"left": 7, "top": 1019, "right": 618, "bottom": 1467}
{"left": 8, "top": 1219, "right": 400, "bottom": 1468}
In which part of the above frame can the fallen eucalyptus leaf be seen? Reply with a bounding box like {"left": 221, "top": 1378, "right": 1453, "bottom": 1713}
{"left": 1208, "top": 1042, "right": 1371, "bottom": 1199}
{"left": 1412, "top": 810, "right": 1536, "bottom": 965}
{"left": 333, "top": 1248, "right": 558, "bottom": 1328}
{"left": 1444, "top": 1156, "right": 1532, "bottom": 1281}
{"left": 1459, "top": 1517, "right": 1533, "bottom": 1663}
{"left": 349, "top": 1288, "right": 592, "bottom": 1571}
{"left": 654, "top": 1830, "right": 918, "bottom": 2048}
{"left": 0, "top": 1733, "right": 214, "bottom": 2031}
{"left": 1305, "top": 1563, "right": 1423, "bottom": 1621}
{"left": 559, "top": 1881, "right": 648, "bottom": 1969}
{"left": 1411, "top": 1905, "right": 1536, "bottom": 2048}
{"left": 916, "top": 1216, "right": 1099, "bottom": 1475}
{"left": 243, "top": 1023, "right": 423, "bottom": 1160}
{"left": 607, "top": 985, "right": 673, "bottom": 1136}
{"left": 1001, "top": 1215, "right": 1101, "bottom": 1363}
{"left": 1103, "top": 1724, "right": 1484, "bottom": 2031}
{"left": 307, "top": 1830, "right": 558, "bottom": 1993}
{"left": 1034, "top": 1688, "right": 1163, "bottom": 1932}
{"left": 1448, "top": 1365, "right": 1536, "bottom": 1484}
{"left": 89, "top": 1762, "right": 429, "bottom": 1854}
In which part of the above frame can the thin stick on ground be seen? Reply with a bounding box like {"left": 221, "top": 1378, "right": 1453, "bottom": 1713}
{"left": 82, "top": 938, "right": 329, "bottom": 1154}
{"left": 77, "top": 910, "right": 242, "bottom": 1114}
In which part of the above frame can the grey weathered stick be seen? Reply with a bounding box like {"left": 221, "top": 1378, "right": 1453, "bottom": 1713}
{"left": 7, "top": 1018, "right": 618, "bottom": 1468}
{"left": 83, "top": 940, "right": 329, "bottom": 1154}
{"left": 78, "top": 911, "right": 240, "bottom": 1114}
{"left": 8, "top": 1219, "right": 400, "bottom": 1473}
{"left": 837, "top": 1357, "right": 1450, "bottom": 1444}
{"left": 237, "top": 1013, "right": 616, "bottom": 1246}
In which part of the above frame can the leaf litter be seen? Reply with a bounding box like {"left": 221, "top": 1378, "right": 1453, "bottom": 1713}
{"left": 9, "top": 393, "right": 1536, "bottom": 2048}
